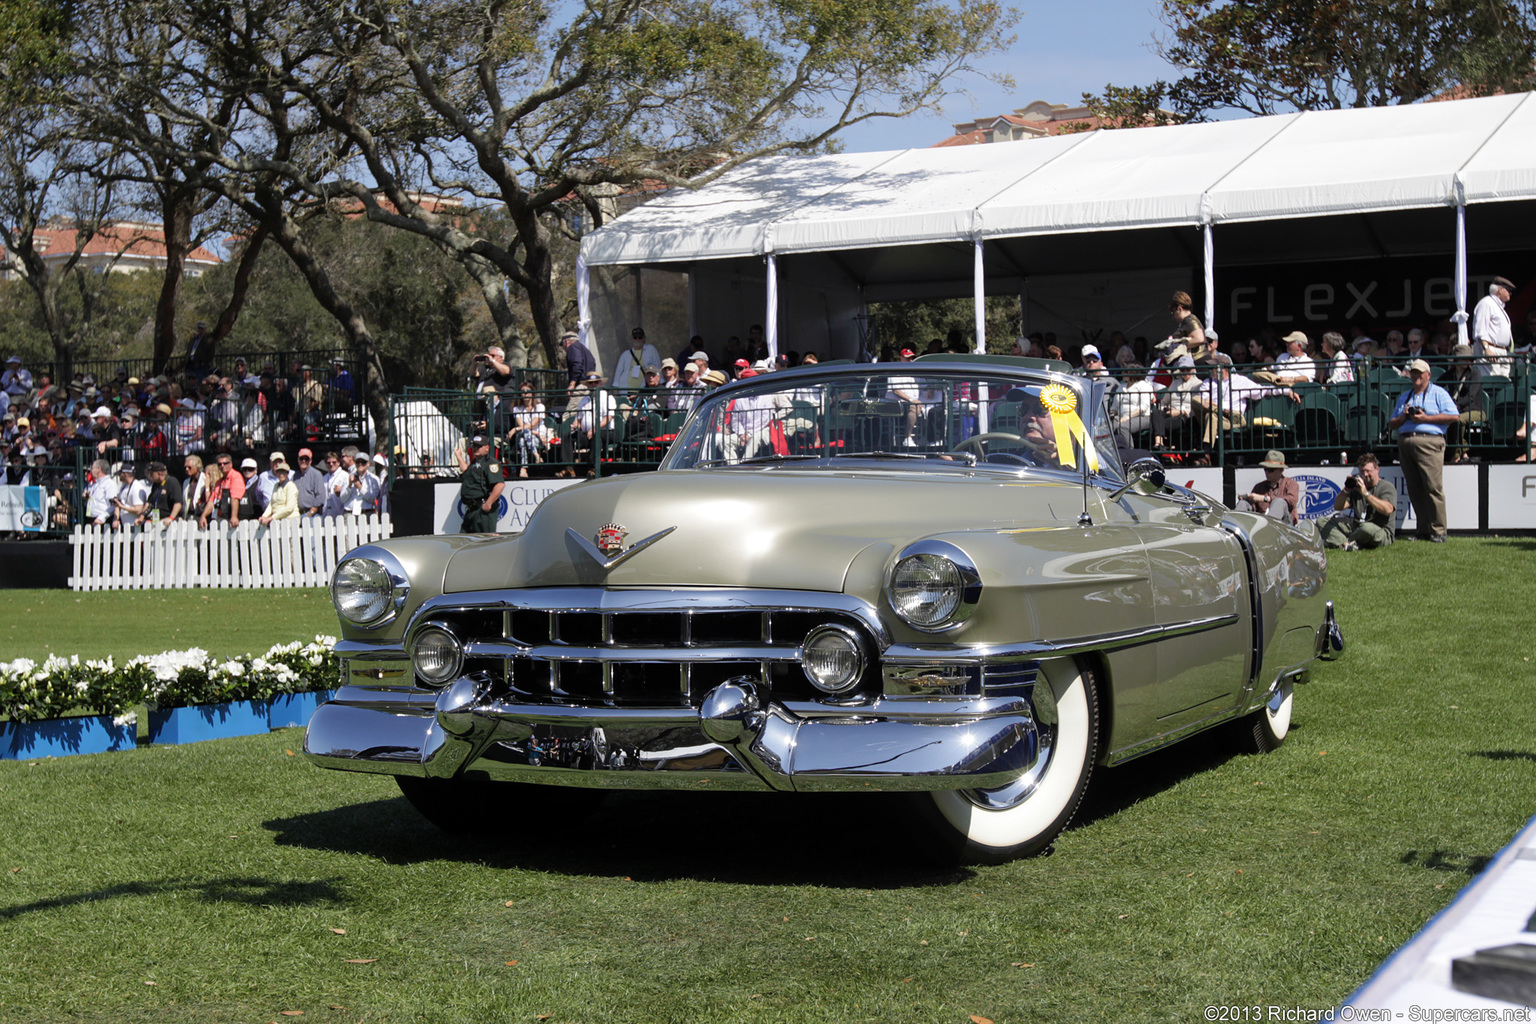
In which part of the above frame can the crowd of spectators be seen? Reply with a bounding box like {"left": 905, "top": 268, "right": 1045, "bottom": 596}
{"left": 2, "top": 349, "right": 380, "bottom": 533}
{"left": 454, "top": 287, "right": 1535, "bottom": 479}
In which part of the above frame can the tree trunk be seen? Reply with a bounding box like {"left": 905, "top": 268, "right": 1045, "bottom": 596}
{"left": 511, "top": 205, "right": 563, "bottom": 370}
{"left": 152, "top": 188, "right": 193, "bottom": 374}
{"left": 261, "top": 197, "right": 391, "bottom": 452}
{"left": 460, "top": 254, "right": 529, "bottom": 366}
{"left": 213, "top": 224, "right": 269, "bottom": 350}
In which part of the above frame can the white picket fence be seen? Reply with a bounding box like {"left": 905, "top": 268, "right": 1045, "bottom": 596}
{"left": 68, "top": 516, "right": 393, "bottom": 591}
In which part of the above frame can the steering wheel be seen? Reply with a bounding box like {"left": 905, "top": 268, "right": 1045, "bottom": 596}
{"left": 953, "top": 431, "right": 1055, "bottom": 465}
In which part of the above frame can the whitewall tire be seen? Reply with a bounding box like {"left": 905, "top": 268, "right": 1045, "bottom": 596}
{"left": 920, "top": 657, "right": 1099, "bottom": 863}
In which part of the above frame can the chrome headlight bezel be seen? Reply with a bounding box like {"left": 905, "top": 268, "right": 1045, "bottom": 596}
{"left": 886, "top": 541, "right": 982, "bottom": 632}
{"left": 801, "top": 624, "right": 869, "bottom": 695}
{"left": 409, "top": 620, "right": 465, "bottom": 687}
{"left": 330, "top": 546, "right": 410, "bottom": 628}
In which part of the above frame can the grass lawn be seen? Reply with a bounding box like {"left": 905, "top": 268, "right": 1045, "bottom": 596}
{"left": 0, "top": 589, "right": 334, "bottom": 662}
{"left": 1, "top": 538, "right": 1534, "bottom": 1022}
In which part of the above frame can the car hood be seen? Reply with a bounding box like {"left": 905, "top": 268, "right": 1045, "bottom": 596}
{"left": 442, "top": 467, "right": 1086, "bottom": 594}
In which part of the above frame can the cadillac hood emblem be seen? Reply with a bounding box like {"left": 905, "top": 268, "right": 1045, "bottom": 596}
{"left": 595, "top": 523, "right": 627, "bottom": 556}
{"left": 566, "top": 524, "right": 677, "bottom": 570}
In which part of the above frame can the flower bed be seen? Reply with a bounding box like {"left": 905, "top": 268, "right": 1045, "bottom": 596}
{"left": 0, "top": 637, "right": 339, "bottom": 725}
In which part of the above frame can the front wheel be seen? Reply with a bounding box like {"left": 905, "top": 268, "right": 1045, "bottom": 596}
{"left": 1231, "top": 680, "right": 1293, "bottom": 754}
{"left": 917, "top": 657, "right": 1100, "bottom": 863}
{"left": 395, "top": 776, "right": 607, "bottom": 835}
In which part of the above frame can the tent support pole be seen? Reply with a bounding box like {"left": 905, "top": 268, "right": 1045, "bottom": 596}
{"left": 576, "top": 250, "right": 592, "bottom": 352}
{"left": 973, "top": 237, "right": 986, "bottom": 353}
{"left": 765, "top": 251, "right": 779, "bottom": 361}
{"left": 1018, "top": 280, "right": 1028, "bottom": 347}
{"left": 1202, "top": 224, "right": 1215, "bottom": 341}
{"left": 1453, "top": 203, "right": 1469, "bottom": 347}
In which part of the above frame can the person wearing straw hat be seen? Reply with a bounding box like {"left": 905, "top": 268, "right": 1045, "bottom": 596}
{"left": 1238, "top": 451, "right": 1300, "bottom": 525}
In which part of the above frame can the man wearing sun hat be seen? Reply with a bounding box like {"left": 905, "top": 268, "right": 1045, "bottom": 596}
{"left": 1238, "top": 450, "right": 1300, "bottom": 525}
{"left": 1472, "top": 274, "right": 1517, "bottom": 380}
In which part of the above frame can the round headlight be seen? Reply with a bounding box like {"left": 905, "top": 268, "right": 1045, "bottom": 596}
{"left": 889, "top": 553, "right": 964, "bottom": 628}
{"left": 331, "top": 557, "right": 397, "bottom": 625}
{"left": 802, "top": 626, "right": 866, "bottom": 695}
{"left": 411, "top": 625, "right": 464, "bottom": 686}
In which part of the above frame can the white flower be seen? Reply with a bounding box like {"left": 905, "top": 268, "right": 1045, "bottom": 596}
{"left": 113, "top": 712, "right": 138, "bottom": 728}
{"left": 220, "top": 660, "right": 244, "bottom": 678}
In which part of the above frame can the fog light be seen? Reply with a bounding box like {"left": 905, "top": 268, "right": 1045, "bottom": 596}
{"left": 411, "top": 625, "right": 464, "bottom": 686}
{"left": 802, "top": 625, "right": 866, "bottom": 695}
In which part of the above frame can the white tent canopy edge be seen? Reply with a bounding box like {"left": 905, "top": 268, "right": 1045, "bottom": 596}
{"left": 578, "top": 91, "right": 1536, "bottom": 359}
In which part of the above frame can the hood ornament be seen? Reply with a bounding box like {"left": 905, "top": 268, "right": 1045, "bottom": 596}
{"left": 595, "top": 523, "right": 627, "bottom": 557}
{"left": 566, "top": 525, "right": 676, "bottom": 570}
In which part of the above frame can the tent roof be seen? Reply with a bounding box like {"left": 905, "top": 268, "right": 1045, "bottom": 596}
{"left": 582, "top": 91, "right": 1536, "bottom": 268}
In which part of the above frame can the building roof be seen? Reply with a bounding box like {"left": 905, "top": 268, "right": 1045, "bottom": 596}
{"left": 28, "top": 220, "right": 222, "bottom": 265}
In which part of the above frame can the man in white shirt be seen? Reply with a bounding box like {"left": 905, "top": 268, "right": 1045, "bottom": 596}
{"left": 1, "top": 356, "right": 32, "bottom": 399}
{"left": 1271, "top": 332, "right": 1317, "bottom": 385}
{"left": 611, "top": 328, "right": 661, "bottom": 392}
{"left": 1472, "top": 275, "right": 1515, "bottom": 380}
{"left": 1196, "top": 353, "right": 1300, "bottom": 445}
{"left": 112, "top": 463, "right": 151, "bottom": 528}
{"left": 85, "top": 459, "right": 119, "bottom": 526}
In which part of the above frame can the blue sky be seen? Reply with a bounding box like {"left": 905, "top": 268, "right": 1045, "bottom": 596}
{"left": 835, "top": 0, "right": 1173, "bottom": 152}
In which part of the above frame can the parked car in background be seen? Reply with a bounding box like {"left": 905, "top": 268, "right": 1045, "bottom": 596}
{"left": 307, "top": 356, "right": 1342, "bottom": 862}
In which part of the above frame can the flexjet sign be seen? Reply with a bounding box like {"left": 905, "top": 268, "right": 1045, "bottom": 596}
{"left": 1228, "top": 277, "right": 1465, "bottom": 327}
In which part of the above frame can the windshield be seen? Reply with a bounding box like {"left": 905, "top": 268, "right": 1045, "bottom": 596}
{"left": 662, "top": 367, "right": 1124, "bottom": 479}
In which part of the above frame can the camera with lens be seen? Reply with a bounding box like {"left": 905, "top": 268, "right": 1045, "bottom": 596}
{"left": 1346, "top": 474, "right": 1362, "bottom": 491}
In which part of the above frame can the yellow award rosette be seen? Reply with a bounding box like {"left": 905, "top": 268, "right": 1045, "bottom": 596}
{"left": 1038, "top": 383, "right": 1099, "bottom": 473}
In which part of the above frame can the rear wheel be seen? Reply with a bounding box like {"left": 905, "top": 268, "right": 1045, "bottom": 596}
{"left": 919, "top": 657, "right": 1099, "bottom": 863}
{"left": 1231, "top": 681, "right": 1293, "bottom": 754}
{"left": 395, "top": 776, "right": 607, "bottom": 835}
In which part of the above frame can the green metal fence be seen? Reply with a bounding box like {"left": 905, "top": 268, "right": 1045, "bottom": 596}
{"left": 391, "top": 380, "right": 680, "bottom": 481}
{"left": 1107, "top": 356, "right": 1532, "bottom": 467}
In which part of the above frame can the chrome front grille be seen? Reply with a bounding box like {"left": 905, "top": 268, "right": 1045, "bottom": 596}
{"left": 424, "top": 589, "right": 886, "bottom": 709}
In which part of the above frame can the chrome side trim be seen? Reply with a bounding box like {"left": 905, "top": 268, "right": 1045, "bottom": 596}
{"left": 1106, "top": 704, "right": 1244, "bottom": 765}
{"left": 460, "top": 641, "right": 803, "bottom": 664}
{"left": 883, "top": 613, "right": 1238, "bottom": 666}
{"left": 1218, "top": 516, "right": 1264, "bottom": 698}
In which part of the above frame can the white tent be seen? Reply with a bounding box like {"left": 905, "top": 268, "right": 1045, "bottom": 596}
{"left": 579, "top": 92, "right": 1536, "bottom": 360}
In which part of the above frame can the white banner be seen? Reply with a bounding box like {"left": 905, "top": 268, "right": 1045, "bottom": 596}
{"left": 1167, "top": 467, "right": 1225, "bottom": 503}
{"left": 1488, "top": 465, "right": 1536, "bottom": 529}
{"left": 1235, "top": 465, "right": 1481, "bottom": 531}
{"left": 0, "top": 485, "right": 46, "bottom": 532}
{"left": 434, "top": 479, "right": 582, "bottom": 534}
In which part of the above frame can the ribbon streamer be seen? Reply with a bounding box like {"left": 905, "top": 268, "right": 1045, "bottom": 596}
{"left": 1039, "top": 384, "right": 1100, "bottom": 473}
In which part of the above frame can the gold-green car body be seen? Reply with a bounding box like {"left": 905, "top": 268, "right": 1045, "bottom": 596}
{"left": 307, "top": 357, "right": 1338, "bottom": 859}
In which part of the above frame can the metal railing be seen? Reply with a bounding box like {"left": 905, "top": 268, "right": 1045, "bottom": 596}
{"left": 391, "top": 383, "right": 687, "bottom": 479}
{"left": 12, "top": 347, "right": 371, "bottom": 444}
{"left": 1104, "top": 356, "right": 1533, "bottom": 465}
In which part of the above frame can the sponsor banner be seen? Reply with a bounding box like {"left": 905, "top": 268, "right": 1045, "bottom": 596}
{"left": 433, "top": 479, "right": 582, "bottom": 534}
{"left": 1234, "top": 465, "right": 1480, "bottom": 531}
{"left": 1487, "top": 465, "right": 1536, "bottom": 529}
{"left": 1166, "top": 467, "right": 1225, "bottom": 502}
{"left": 0, "top": 485, "right": 46, "bottom": 532}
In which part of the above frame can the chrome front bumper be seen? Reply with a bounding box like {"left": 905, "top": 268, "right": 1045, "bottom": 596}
{"left": 303, "top": 673, "right": 1039, "bottom": 794}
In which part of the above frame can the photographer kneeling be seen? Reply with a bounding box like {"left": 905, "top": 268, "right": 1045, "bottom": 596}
{"left": 1320, "top": 452, "right": 1397, "bottom": 550}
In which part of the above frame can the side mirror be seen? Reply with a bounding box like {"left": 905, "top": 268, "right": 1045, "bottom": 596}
{"left": 1107, "top": 457, "right": 1166, "bottom": 501}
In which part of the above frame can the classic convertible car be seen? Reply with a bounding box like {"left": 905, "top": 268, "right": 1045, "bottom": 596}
{"left": 306, "top": 355, "right": 1342, "bottom": 862}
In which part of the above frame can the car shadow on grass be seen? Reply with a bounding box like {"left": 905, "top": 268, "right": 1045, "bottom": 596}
{"left": 265, "top": 790, "right": 977, "bottom": 888}
{"left": 1069, "top": 725, "right": 1251, "bottom": 833}
{"left": 0, "top": 876, "right": 345, "bottom": 921}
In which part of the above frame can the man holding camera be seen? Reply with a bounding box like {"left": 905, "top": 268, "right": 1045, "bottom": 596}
{"left": 1321, "top": 453, "right": 1397, "bottom": 549}
{"left": 1389, "top": 358, "right": 1458, "bottom": 542}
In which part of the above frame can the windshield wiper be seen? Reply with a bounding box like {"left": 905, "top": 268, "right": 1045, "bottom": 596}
{"left": 832, "top": 451, "right": 977, "bottom": 466}
{"left": 694, "top": 454, "right": 825, "bottom": 468}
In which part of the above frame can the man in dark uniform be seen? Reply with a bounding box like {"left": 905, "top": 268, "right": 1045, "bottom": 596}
{"left": 458, "top": 435, "right": 505, "bottom": 533}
